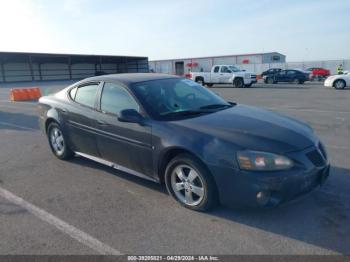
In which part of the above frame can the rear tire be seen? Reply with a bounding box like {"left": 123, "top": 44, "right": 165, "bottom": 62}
{"left": 165, "top": 153, "right": 218, "bottom": 211}
{"left": 267, "top": 77, "right": 274, "bottom": 84}
{"left": 195, "top": 77, "right": 205, "bottom": 86}
{"left": 206, "top": 83, "right": 213, "bottom": 87}
{"left": 293, "top": 78, "right": 300, "bottom": 84}
{"left": 233, "top": 78, "right": 244, "bottom": 88}
{"left": 334, "top": 79, "right": 346, "bottom": 89}
{"left": 47, "top": 122, "right": 74, "bottom": 160}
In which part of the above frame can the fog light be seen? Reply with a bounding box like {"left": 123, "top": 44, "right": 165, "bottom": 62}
{"left": 256, "top": 191, "right": 270, "bottom": 206}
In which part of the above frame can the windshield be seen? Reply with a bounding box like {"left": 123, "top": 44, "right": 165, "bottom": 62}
{"left": 132, "top": 78, "right": 232, "bottom": 120}
{"left": 228, "top": 66, "right": 241, "bottom": 72}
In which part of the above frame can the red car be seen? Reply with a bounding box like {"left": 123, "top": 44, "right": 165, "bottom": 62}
{"left": 306, "top": 67, "right": 330, "bottom": 81}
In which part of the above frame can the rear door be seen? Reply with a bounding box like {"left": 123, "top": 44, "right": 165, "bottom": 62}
{"left": 65, "top": 82, "right": 101, "bottom": 156}
{"left": 95, "top": 82, "right": 154, "bottom": 178}
{"left": 219, "top": 66, "right": 232, "bottom": 83}
{"left": 210, "top": 66, "right": 221, "bottom": 83}
{"left": 276, "top": 70, "right": 288, "bottom": 82}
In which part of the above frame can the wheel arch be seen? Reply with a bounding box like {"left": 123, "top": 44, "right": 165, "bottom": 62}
{"left": 233, "top": 76, "right": 243, "bottom": 81}
{"left": 44, "top": 108, "right": 62, "bottom": 134}
{"left": 45, "top": 118, "right": 59, "bottom": 133}
{"left": 195, "top": 76, "right": 204, "bottom": 82}
{"left": 157, "top": 147, "right": 218, "bottom": 191}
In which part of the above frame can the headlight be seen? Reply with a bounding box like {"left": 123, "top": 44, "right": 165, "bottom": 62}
{"left": 237, "top": 151, "right": 294, "bottom": 171}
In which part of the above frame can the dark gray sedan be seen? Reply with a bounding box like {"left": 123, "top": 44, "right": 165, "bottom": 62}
{"left": 38, "top": 73, "right": 330, "bottom": 211}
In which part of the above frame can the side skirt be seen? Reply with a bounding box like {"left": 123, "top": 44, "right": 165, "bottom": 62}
{"left": 75, "top": 152, "right": 159, "bottom": 183}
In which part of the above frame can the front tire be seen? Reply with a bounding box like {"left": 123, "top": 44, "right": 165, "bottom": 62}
{"left": 47, "top": 122, "right": 74, "bottom": 160}
{"left": 165, "top": 154, "right": 218, "bottom": 211}
{"left": 233, "top": 78, "right": 244, "bottom": 88}
{"left": 334, "top": 79, "right": 346, "bottom": 89}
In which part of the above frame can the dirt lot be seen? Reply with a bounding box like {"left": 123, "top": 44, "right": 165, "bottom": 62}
{"left": 0, "top": 80, "right": 349, "bottom": 255}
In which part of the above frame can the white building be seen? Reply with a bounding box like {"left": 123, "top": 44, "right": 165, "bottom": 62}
{"left": 149, "top": 52, "right": 286, "bottom": 75}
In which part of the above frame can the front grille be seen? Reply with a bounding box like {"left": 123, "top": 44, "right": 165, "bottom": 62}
{"left": 251, "top": 75, "right": 257, "bottom": 79}
{"left": 306, "top": 149, "right": 326, "bottom": 167}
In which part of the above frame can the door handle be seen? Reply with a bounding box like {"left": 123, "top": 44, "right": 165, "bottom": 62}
{"left": 61, "top": 108, "right": 68, "bottom": 114}
{"left": 97, "top": 120, "right": 109, "bottom": 126}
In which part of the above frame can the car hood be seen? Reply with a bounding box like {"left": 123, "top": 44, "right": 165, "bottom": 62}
{"left": 235, "top": 71, "right": 255, "bottom": 77}
{"left": 171, "top": 104, "right": 317, "bottom": 153}
{"left": 327, "top": 74, "right": 350, "bottom": 80}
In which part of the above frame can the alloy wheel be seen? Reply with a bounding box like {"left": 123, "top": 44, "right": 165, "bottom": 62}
{"left": 170, "top": 164, "right": 205, "bottom": 206}
{"left": 50, "top": 127, "right": 65, "bottom": 156}
{"left": 334, "top": 80, "right": 345, "bottom": 89}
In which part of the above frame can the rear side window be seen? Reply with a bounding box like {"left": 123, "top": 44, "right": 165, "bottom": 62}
{"left": 221, "top": 66, "right": 229, "bottom": 73}
{"left": 100, "top": 83, "right": 139, "bottom": 115}
{"left": 213, "top": 66, "right": 220, "bottom": 73}
{"left": 74, "top": 84, "right": 99, "bottom": 108}
{"left": 287, "top": 71, "right": 295, "bottom": 75}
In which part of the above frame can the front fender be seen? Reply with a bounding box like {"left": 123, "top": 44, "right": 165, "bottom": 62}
{"left": 152, "top": 122, "right": 240, "bottom": 181}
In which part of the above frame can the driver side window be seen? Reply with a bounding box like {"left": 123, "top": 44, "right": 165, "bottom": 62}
{"left": 221, "top": 66, "right": 229, "bottom": 73}
{"left": 279, "top": 71, "right": 287, "bottom": 76}
{"left": 100, "top": 82, "right": 139, "bottom": 115}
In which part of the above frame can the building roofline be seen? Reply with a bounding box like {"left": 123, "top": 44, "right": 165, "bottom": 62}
{"left": 0, "top": 51, "right": 147, "bottom": 59}
{"left": 150, "top": 52, "right": 285, "bottom": 62}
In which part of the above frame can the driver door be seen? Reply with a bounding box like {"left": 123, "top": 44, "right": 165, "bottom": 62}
{"left": 210, "top": 66, "right": 221, "bottom": 83}
{"left": 95, "top": 82, "right": 154, "bottom": 179}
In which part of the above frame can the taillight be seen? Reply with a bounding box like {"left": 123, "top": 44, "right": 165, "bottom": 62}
{"left": 184, "top": 73, "right": 192, "bottom": 78}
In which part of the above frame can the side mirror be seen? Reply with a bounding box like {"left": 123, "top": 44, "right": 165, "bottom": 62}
{"left": 242, "top": 69, "right": 246, "bottom": 72}
{"left": 118, "top": 109, "right": 144, "bottom": 123}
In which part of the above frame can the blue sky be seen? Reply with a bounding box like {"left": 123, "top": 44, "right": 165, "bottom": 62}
{"left": 0, "top": 0, "right": 349, "bottom": 61}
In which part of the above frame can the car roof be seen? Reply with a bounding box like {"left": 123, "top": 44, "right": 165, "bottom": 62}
{"left": 83, "top": 73, "right": 180, "bottom": 85}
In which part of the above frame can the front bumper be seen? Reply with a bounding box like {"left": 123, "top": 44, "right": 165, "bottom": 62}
{"left": 244, "top": 78, "right": 257, "bottom": 85}
{"left": 210, "top": 145, "right": 330, "bottom": 208}
{"left": 324, "top": 78, "right": 333, "bottom": 87}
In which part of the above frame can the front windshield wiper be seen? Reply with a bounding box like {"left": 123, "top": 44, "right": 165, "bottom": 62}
{"left": 199, "top": 104, "right": 233, "bottom": 110}
{"left": 161, "top": 110, "right": 208, "bottom": 117}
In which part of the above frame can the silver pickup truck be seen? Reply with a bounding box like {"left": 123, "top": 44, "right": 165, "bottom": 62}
{"left": 188, "top": 65, "right": 257, "bottom": 88}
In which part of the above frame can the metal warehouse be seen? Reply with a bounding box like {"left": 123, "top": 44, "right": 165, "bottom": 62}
{"left": 0, "top": 52, "right": 149, "bottom": 83}
{"left": 149, "top": 52, "right": 286, "bottom": 75}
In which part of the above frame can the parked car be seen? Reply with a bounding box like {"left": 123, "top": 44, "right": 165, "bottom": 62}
{"left": 39, "top": 73, "right": 330, "bottom": 211}
{"left": 324, "top": 73, "right": 350, "bottom": 89}
{"left": 305, "top": 67, "right": 330, "bottom": 81}
{"left": 264, "top": 69, "right": 309, "bottom": 84}
{"left": 261, "top": 68, "right": 282, "bottom": 77}
{"left": 187, "top": 65, "right": 257, "bottom": 88}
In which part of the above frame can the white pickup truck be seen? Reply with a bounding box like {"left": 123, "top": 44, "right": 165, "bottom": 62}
{"left": 187, "top": 65, "right": 257, "bottom": 88}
